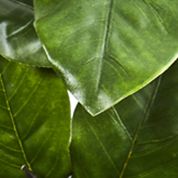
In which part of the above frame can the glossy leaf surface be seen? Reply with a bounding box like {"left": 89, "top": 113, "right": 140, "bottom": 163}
{"left": 35, "top": 0, "right": 178, "bottom": 115}
{"left": 0, "top": 0, "right": 50, "bottom": 67}
{"left": 0, "top": 57, "right": 71, "bottom": 178}
{"left": 71, "top": 60, "right": 178, "bottom": 178}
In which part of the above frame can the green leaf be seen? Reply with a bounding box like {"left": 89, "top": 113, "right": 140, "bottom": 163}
{"left": 0, "top": 56, "right": 71, "bottom": 178}
{"left": 34, "top": 0, "right": 178, "bottom": 115}
{"left": 0, "top": 0, "right": 50, "bottom": 67}
{"left": 71, "top": 60, "right": 178, "bottom": 178}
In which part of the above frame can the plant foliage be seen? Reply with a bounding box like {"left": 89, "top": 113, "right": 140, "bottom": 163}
{"left": 0, "top": 56, "right": 71, "bottom": 177}
{"left": 34, "top": 0, "right": 178, "bottom": 115}
{"left": 71, "top": 60, "right": 178, "bottom": 178}
{"left": 0, "top": 1, "right": 178, "bottom": 178}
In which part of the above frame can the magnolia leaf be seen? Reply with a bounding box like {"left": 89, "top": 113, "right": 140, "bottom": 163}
{"left": 0, "top": 56, "right": 71, "bottom": 178}
{"left": 71, "top": 60, "right": 178, "bottom": 178}
{"left": 34, "top": 0, "right": 178, "bottom": 115}
{"left": 0, "top": 0, "right": 50, "bottom": 67}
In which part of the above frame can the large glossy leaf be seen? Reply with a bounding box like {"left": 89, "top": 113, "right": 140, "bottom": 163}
{"left": 71, "top": 60, "right": 178, "bottom": 178}
{"left": 34, "top": 0, "right": 178, "bottom": 115}
{"left": 0, "top": 0, "right": 50, "bottom": 67}
{"left": 0, "top": 56, "right": 71, "bottom": 177}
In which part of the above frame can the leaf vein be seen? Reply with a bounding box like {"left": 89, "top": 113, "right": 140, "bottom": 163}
{"left": 118, "top": 77, "right": 162, "bottom": 178}
{"left": 95, "top": 0, "right": 114, "bottom": 93}
{"left": 0, "top": 74, "right": 32, "bottom": 170}
{"left": 85, "top": 117, "right": 118, "bottom": 172}
{"left": 13, "top": 79, "right": 42, "bottom": 118}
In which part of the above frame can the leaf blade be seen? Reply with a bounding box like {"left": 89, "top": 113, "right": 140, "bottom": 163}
{"left": 0, "top": 56, "right": 71, "bottom": 178}
{"left": 0, "top": 0, "right": 50, "bottom": 67}
{"left": 71, "top": 60, "right": 178, "bottom": 178}
{"left": 34, "top": 0, "right": 178, "bottom": 115}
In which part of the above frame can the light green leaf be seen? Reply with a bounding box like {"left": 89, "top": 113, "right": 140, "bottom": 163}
{"left": 34, "top": 0, "right": 178, "bottom": 115}
{"left": 71, "top": 60, "right": 178, "bottom": 178}
{"left": 0, "top": 0, "right": 50, "bottom": 67}
{"left": 0, "top": 56, "right": 71, "bottom": 178}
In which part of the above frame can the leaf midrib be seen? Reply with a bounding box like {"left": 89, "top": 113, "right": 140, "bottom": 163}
{"left": 0, "top": 73, "right": 32, "bottom": 171}
{"left": 95, "top": 0, "right": 114, "bottom": 92}
{"left": 118, "top": 77, "right": 162, "bottom": 178}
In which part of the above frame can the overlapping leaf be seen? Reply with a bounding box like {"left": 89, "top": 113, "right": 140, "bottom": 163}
{"left": 34, "top": 0, "right": 178, "bottom": 115}
{"left": 71, "top": 60, "right": 178, "bottom": 178}
{"left": 0, "top": 0, "right": 50, "bottom": 67}
{"left": 0, "top": 56, "right": 71, "bottom": 178}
